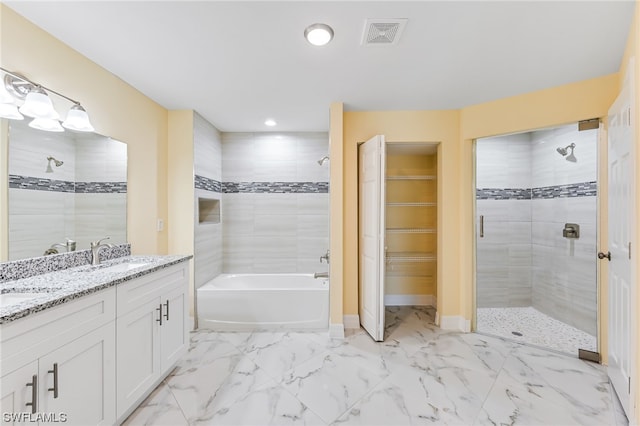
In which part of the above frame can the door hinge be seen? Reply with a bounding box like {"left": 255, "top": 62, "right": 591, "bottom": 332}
{"left": 578, "top": 118, "right": 600, "bottom": 131}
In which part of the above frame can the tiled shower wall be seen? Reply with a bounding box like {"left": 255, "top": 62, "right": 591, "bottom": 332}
{"left": 530, "top": 126, "right": 598, "bottom": 335}
{"left": 193, "top": 113, "right": 223, "bottom": 289}
{"left": 476, "top": 124, "right": 598, "bottom": 336}
{"left": 221, "top": 132, "right": 329, "bottom": 273}
{"left": 8, "top": 120, "right": 127, "bottom": 260}
{"left": 476, "top": 133, "right": 532, "bottom": 307}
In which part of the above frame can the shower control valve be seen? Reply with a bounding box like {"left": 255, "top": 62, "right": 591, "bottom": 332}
{"left": 320, "top": 250, "right": 330, "bottom": 264}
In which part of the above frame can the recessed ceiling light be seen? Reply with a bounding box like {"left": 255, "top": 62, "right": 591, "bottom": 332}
{"left": 304, "top": 23, "right": 334, "bottom": 46}
{"left": 265, "top": 119, "right": 277, "bottom": 127}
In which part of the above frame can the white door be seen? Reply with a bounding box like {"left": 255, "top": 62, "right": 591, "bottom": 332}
{"left": 358, "top": 135, "right": 386, "bottom": 341}
{"left": 40, "top": 323, "right": 116, "bottom": 426}
{"left": 607, "top": 58, "right": 635, "bottom": 417}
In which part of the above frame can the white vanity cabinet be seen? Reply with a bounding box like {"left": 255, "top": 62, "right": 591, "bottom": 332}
{"left": 0, "top": 288, "right": 116, "bottom": 426}
{"left": 115, "top": 263, "right": 188, "bottom": 421}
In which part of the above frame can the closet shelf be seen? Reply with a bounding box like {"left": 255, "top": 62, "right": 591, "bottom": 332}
{"left": 386, "top": 175, "right": 436, "bottom": 181}
{"left": 386, "top": 202, "right": 436, "bottom": 207}
{"left": 386, "top": 251, "right": 436, "bottom": 262}
{"left": 386, "top": 228, "right": 436, "bottom": 234}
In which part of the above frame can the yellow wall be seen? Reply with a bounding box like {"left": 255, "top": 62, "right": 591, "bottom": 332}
{"left": 618, "top": 1, "right": 640, "bottom": 421}
{"left": 342, "top": 111, "right": 461, "bottom": 318}
{"left": 0, "top": 5, "right": 169, "bottom": 256}
{"left": 167, "top": 111, "right": 195, "bottom": 313}
{"left": 329, "top": 103, "right": 344, "bottom": 325}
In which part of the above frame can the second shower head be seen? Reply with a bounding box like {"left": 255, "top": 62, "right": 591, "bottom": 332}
{"left": 317, "top": 156, "right": 330, "bottom": 166}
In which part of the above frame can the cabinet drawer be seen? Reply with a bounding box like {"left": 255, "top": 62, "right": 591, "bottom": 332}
{"left": 116, "top": 264, "right": 187, "bottom": 317}
{"left": 0, "top": 288, "right": 116, "bottom": 376}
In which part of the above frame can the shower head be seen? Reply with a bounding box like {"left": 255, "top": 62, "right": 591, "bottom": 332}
{"left": 46, "top": 156, "right": 63, "bottom": 173}
{"left": 556, "top": 143, "right": 575, "bottom": 158}
{"left": 317, "top": 156, "right": 330, "bottom": 166}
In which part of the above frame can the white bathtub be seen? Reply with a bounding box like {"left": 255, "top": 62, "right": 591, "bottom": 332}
{"left": 197, "top": 274, "right": 329, "bottom": 330}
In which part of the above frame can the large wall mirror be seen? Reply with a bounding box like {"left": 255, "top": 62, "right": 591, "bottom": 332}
{"left": 5, "top": 119, "right": 127, "bottom": 261}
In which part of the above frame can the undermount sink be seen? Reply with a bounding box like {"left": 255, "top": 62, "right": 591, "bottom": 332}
{"left": 97, "top": 262, "right": 151, "bottom": 273}
{"left": 0, "top": 293, "right": 45, "bottom": 308}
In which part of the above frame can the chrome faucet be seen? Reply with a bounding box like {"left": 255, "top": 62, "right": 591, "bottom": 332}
{"left": 50, "top": 238, "right": 76, "bottom": 253}
{"left": 90, "top": 237, "right": 114, "bottom": 266}
{"left": 320, "top": 250, "right": 330, "bottom": 264}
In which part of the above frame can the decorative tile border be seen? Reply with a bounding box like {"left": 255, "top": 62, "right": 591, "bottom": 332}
{"left": 195, "top": 175, "right": 222, "bottom": 193}
{"left": 9, "top": 174, "right": 127, "bottom": 194}
{"left": 476, "top": 188, "right": 531, "bottom": 200}
{"left": 477, "top": 181, "right": 597, "bottom": 200}
{"left": 0, "top": 244, "right": 131, "bottom": 283}
{"left": 532, "top": 181, "right": 597, "bottom": 199}
{"left": 75, "top": 182, "right": 127, "bottom": 193}
{"left": 222, "top": 181, "right": 329, "bottom": 193}
{"left": 9, "top": 175, "right": 75, "bottom": 192}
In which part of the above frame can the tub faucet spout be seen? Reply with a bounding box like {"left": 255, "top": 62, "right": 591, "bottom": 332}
{"left": 314, "top": 271, "right": 329, "bottom": 279}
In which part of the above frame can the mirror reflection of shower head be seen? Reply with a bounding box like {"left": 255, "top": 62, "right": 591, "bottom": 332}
{"left": 46, "top": 156, "right": 63, "bottom": 173}
{"left": 317, "top": 156, "right": 330, "bottom": 166}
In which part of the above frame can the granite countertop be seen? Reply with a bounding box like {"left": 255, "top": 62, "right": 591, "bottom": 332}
{"left": 0, "top": 255, "right": 192, "bottom": 324}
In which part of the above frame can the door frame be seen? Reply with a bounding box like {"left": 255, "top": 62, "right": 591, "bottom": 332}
{"left": 471, "top": 124, "right": 602, "bottom": 358}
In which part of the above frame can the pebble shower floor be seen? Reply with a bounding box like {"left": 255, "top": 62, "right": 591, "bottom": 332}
{"left": 476, "top": 306, "right": 597, "bottom": 355}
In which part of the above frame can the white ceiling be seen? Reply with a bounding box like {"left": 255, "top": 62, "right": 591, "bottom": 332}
{"left": 5, "top": 1, "right": 635, "bottom": 132}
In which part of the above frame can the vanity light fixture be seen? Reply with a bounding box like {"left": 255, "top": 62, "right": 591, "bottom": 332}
{"left": 0, "top": 67, "right": 95, "bottom": 133}
{"left": 304, "top": 23, "right": 334, "bottom": 46}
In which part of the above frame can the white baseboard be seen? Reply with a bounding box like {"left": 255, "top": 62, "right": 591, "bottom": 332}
{"left": 329, "top": 323, "right": 345, "bottom": 339}
{"left": 439, "top": 315, "right": 471, "bottom": 332}
{"left": 343, "top": 315, "right": 360, "bottom": 329}
{"left": 384, "top": 294, "right": 436, "bottom": 306}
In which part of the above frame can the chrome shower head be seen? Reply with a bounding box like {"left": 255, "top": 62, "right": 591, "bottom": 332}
{"left": 46, "top": 156, "right": 63, "bottom": 173}
{"left": 556, "top": 143, "right": 575, "bottom": 157}
{"left": 317, "top": 156, "right": 329, "bottom": 166}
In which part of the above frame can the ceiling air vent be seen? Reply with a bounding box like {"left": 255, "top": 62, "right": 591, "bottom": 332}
{"left": 362, "top": 18, "right": 408, "bottom": 46}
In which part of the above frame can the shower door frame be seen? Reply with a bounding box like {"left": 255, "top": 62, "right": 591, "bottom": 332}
{"left": 471, "top": 123, "right": 602, "bottom": 358}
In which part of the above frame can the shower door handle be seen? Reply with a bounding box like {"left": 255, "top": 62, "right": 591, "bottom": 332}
{"left": 479, "top": 215, "right": 484, "bottom": 238}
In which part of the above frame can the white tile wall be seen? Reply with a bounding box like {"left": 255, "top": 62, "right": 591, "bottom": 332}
{"left": 193, "top": 114, "right": 223, "bottom": 289}
{"left": 221, "top": 133, "right": 329, "bottom": 274}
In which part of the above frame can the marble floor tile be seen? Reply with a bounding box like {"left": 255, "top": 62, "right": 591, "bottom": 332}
{"left": 244, "top": 332, "right": 326, "bottom": 381}
{"left": 281, "top": 351, "right": 386, "bottom": 424}
{"left": 128, "top": 307, "right": 620, "bottom": 426}
{"left": 122, "top": 380, "right": 187, "bottom": 426}
{"left": 192, "top": 380, "right": 326, "bottom": 426}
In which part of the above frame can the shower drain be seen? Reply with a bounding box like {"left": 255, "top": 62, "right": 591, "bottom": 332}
{"left": 511, "top": 331, "right": 523, "bottom": 336}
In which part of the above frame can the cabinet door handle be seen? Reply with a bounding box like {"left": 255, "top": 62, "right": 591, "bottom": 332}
{"left": 156, "top": 304, "right": 163, "bottom": 326}
{"left": 480, "top": 215, "right": 484, "bottom": 238}
{"left": 163, "top": 299, "right": 169, "bottom": 321}
{"left": 48, "top": 363, "right": 58, "bottom": 398}
{"left": 25, "top": 374, "right": 37, "bottom": 414}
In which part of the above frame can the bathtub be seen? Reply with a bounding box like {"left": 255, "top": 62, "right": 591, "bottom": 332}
{"left": 197, "top": 274, "right": 329, "bottom": 330}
